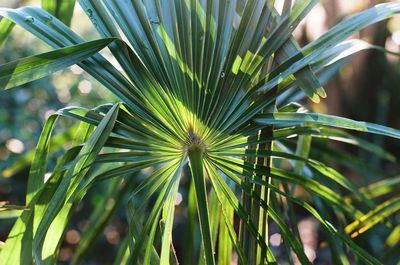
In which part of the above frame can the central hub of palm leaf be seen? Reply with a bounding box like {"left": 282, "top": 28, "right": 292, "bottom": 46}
{"left": 184, "top": 127, "right": 206, "bottom": 154}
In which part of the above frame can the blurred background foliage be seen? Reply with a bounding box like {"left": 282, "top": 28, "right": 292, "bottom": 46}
{"left": 0, "top": 0, "right": 399, "bottom": 264}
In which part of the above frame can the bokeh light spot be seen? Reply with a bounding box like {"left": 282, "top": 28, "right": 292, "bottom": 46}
{"left": 6, "top": 138, "right": 24, "bottom": 154}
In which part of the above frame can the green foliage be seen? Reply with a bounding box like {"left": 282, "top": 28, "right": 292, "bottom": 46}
{"left": 41, "top": 0, "right": 76, "bottom": 26}
{"left": 0, "top": 1, "right": 399, "bottom": 264}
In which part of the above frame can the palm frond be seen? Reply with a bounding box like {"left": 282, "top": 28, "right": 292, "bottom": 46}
{"left": 1, "top": 1, "right": 400, "bottom": 264}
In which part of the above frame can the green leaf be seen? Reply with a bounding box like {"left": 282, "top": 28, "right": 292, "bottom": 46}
{"left": 160, "top": 178, "right": 180, "bottom": 265}
{"left": 32, "top": 103, "right": 120, "bottom": 264}
{"left": 0, "top": 204, "right": 28, "bottom": 219}
{"left": 41, "top": 0, "right": 76, "bottom": 26}
{"left": 125, "top": 201, "right": 160, "bottom": 265}
{"left": 217, "top": 194, "right": 233, "bottom": 265}
{"left": 0, "top": 18, "right": 15, "bottom": 48}
{"left": 71, "top": 176, "right": 136, "bottom": 265}
{"left": 386, "top": 224, "right": 400, "bottom": 248}
{"left": 211, "top": 155, "right": 361, "bottom": 218}
{"left": 345, "top": 196, "right": 400, "bottom": 237}
{"left": 210, "top": 159, "right": 382, "bottom": 265}
{"left": 204, "top": 160, "right": 271, "bottom": 265}
{"left": 358, "top": 176, "right": 400, "bottom": 199}
{"left": 0, "top": 38, "right": 114, "bottom": 90}
{"left": 26, "top": 115, "right": 58, "bottom": 205}
{"left": 128, "top": 160, "right": 183, "bottom": 265}
{"left": 255, "top": 112, "right": 400, "bottom": 139}
{"left": 209, "top": 160, "right": 310, "bottom": 264}
{"left": 0, "top": 144, "right": 82, "bottom": 265}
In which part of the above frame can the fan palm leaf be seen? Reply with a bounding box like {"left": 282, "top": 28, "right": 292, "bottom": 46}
{"left": 1, "top": 1, "right": 400, "bottom": 264}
